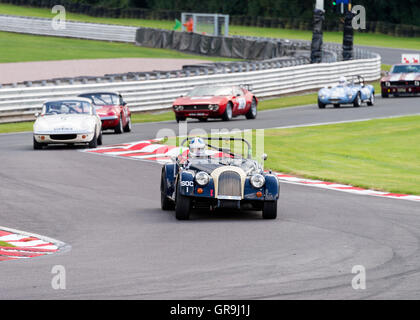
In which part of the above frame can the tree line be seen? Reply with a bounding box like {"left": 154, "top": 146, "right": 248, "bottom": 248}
{"left": 74, "top": 0, "right": 419, "bottom": 26}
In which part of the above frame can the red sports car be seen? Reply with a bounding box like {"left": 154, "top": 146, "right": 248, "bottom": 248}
{"left": 172, "top": 85, "right": 258, "bottom": 122}
{"left": 79, "top": 92, "right": 132, "bottom": 133}
{"left": 380, "top": 64, "right": 420, "bottom": 98}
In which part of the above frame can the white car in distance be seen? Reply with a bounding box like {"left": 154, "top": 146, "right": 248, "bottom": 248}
{"left": 33, "top": 97, "right": 102, "bottom": 150}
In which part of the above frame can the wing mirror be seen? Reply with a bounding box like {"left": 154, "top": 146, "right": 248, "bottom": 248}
{"left": 34, "top": 112, "right": 40, "bottom": 117}
{"left": 122, "top": 101, "right": 127, "bottom": 106}
{"left": 262, "top": 153, "right": 268, "bottom": 161}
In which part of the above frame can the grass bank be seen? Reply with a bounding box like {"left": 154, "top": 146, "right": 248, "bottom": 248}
{"left": 1, "top": 4, "right": 418, "bottom": 50}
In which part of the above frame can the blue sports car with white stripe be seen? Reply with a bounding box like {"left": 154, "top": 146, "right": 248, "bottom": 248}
{"left": 318, "top": 75, "right": 375, "bottom": 109}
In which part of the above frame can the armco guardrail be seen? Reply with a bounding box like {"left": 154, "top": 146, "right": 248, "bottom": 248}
{"left": 0, "top": 14, "right": 137, "bottom": 42}
{"left": 0, "top": 55, "right": 381, "bottom": 123}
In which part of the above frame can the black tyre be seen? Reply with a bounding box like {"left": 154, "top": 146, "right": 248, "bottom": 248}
{"left": 88, "top": 131, "right": 98, "bottom": 149}
{"left": 160, "top": 170, "right": 175, "bottom": 211}
{"left": 124, "top": 116, "right": 132, "bottom": 132}
{"left": 318, "top": 99, "right": 326, "bottom": 109}
{"left": 176, "top": 116, "right": 186, "bottom": 123}
{"left": 114, "top": 115, "right": 123, "bottom": 134}
{"left": 333, "top": 104, "right": 340, "bottom": 108}
{"left": 353, "top": 93, "right": 362, "bottom": 107}
{"left": 33, "top": 137, "right": 43, "bottom": 150}
{"left": 245, "top": 97, "right": 258, "bottom": 119}
{"left": 367, "top": 93, "right": 375, "bottom": 106}
{"left": 175, "top": 181, "right": 191, "bottom": 220}
{"left": 222, "top": 102, "right": 233, "bottom": 121}
{"left": 262, "top": 201, "right": 277, "bottom": 219}
{"left": 381, "top": 92, "right": 389, "bottom": 98}
{"left": 97, "top": 131, "right": 103, "bottom": 146}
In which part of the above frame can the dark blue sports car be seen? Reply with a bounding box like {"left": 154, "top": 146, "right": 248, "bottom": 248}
{"left": 160, "top": 137, "right": 280, "bottom": 220}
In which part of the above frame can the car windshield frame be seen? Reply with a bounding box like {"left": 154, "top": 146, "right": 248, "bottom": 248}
{"left": 186, "top": 86, "right": 233, "bottom": 97}
{"left": 42, "top": 100, "right": 93, "bottom": 116}
{"left": 391, "top": 65, "right": 420, "bottom": 73}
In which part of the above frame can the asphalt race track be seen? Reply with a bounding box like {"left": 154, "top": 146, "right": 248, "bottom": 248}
{"left": 356, "top": 46, "right": 420, "bottom": 65}
{"left": 0, "top": 95, "right": 419, "bottom": 299}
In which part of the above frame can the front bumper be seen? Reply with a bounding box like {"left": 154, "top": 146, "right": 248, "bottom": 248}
{"left": 34, "top": 132, "right": 94, "bottom": 144}
{"left": 381, "top": 85, "right": 420, "bottom": 95}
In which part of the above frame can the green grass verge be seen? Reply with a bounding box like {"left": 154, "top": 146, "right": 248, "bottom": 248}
{"left": 263, "top": 115, "right": 420, "bottom": 195}
{"left": 0, "top": 30, "right": 236, "bottom": 63}
{"left": 160, "top": 115, "right": 420, "bottom": 196}
{"left": 1, "top": 4, "right": 419, "bottom": 50}
{"left": 0, "top": 241, "right": 13, "bottom": 247}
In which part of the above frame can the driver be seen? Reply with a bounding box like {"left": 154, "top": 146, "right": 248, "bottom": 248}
{"left": 189, "top": 137, "right": 207, "bottom": 158}
{"left": 338, "top": 76, "right": 348, "bottom": 87}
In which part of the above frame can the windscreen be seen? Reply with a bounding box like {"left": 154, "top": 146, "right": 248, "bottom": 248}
{"left": 42, "top": 101, "right": 92, "bottom": 115}
{"left": 187, "top": 86, "right": 233, "bottom": 97}
{"left": 391, "top": 65, "right": 420, "bottom": 73}
{"left": 79, "top": 93, "right": 119, "bottom": 106}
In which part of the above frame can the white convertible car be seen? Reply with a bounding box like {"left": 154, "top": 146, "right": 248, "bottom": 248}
{"left": 33, "top": 97, "right": 102, "bottom": 150}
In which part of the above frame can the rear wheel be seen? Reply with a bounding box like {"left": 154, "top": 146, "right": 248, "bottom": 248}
{"left": 262, "top": 201, "right": 278, "bottom": 219}
{"left": 245, "top": 97, "right": 257, "bottom": 119}
{"left": 367, "top": 93, "right": 375, "bottom": 106}
{"left": 114, "top": 115, "right": 123, "bottom": 134}
{"left": 222, "top": 102, "right": 233, "bottom": 121}
{"left": 353, "top": 93, "right": 362, "bottom": 107}
{"left": 33, "top": 137, "right": 43, "bottom": 150}
{"left": 161, "top": 170, "right": 175, "bottom": 211}
{"left": 175, "top": 182, "right": 191, "bottom": 220}
{"left": 124, "top": 116, "right": 132, "bottom": 132}
{"left": 318, "top": 99, "right": 326, "bottom": 109}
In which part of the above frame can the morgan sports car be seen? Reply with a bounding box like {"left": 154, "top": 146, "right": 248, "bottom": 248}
{"left": 78, "top": 92, "right": 132, "bottom": 133}
{"left": 318, "top": 75, "right": 375, "bottom": 108}
{"left": 380, "top": 64, "right": 420, "bottom": 98}
{"left": 172, "top": 85, "right": 258, "bottom": 122}
{"left": 33, "top": 97, "right": 102, "bottom": 149}
{"left": 160, "top": 137, "right": 280, "bottom": 220}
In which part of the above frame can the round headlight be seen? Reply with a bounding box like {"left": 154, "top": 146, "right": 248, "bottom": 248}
{"left": 250, "top": 174, "right": 265, "bottom": 188}
{"left": 415, "top": 81, "right": 419, "bottom": 86}
{"left": 195, "top": 171, "right": 210, "bottom": 186}
{"left": 385, "top": 82, "right": 391, "bottom": 87}
{"left": 209, "top": 104, "right": 219, "bottom": 111}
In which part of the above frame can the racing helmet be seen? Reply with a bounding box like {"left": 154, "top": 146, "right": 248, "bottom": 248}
{"left": 189, "top": 137, "right": 206, "bottom": 157}
{"left": 338, "top": 76, "right": 347, "bottom": 86}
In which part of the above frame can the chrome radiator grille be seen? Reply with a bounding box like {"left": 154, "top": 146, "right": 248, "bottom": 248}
{"left": 218, "top": 171, "right": 241, "bottom": 197}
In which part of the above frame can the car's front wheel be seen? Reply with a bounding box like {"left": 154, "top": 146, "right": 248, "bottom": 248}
{"left": 176, "top": 116, "right": 186, "bottom": 123}
{"left": 222, "top": 102, "right": 233, "bottom": 121}
{"left": 33, "top": 137, "right": 43, "bottom": 150}
{"left": 262, "top": 201, "right": 278, "bottom": 219}
{"left": 175, "top": 182, "right": 191, "bottom": 220}
{"left": 381, "top": 92, "right": 389, "bottom": 98}
{"left": 161, "top": 170, "right": 175, "bottom": 211}
{"left": 88, "top": 131, "right": 98, "bottom": 149}
{"left": 353, "top": 93, "right": 362, "bottom": 107}
{"left": 97, "top": 131, "right": 103, "bottom": 146}
{"left": 318, "top": 99, "right": 326, "bottom": 109}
